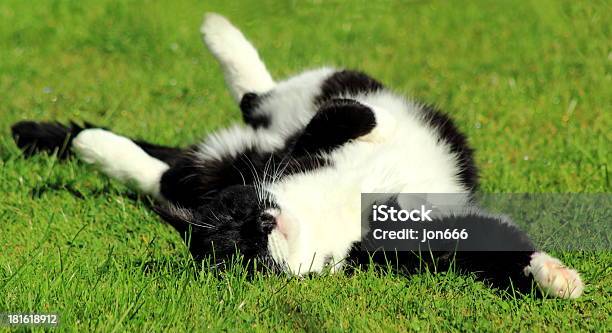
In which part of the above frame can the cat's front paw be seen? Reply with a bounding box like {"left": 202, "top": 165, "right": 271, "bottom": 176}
{"left": 357, "top": 106, "right": 396, "bottom": 143}
{"left": 72, "top": 129, "right": 137, "bottom": 180}
{"left": 72, "top": 129, "right": 122, "bottom": 165}
{"left": 524, "top": 252, "right": 584, "bottom": 299}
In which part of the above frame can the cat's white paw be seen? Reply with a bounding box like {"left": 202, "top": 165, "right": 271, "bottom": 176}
{"left": 72, "top": 129, "right": 129, "bottom": 167}
{"left": 524, "top": 252, "right": 584, "bottom": 299}
{"left": 358, "top": 106, "right": 396, "bottom": 143}
{"left": 72, "top": 129, "right": 168, "bottom": 196}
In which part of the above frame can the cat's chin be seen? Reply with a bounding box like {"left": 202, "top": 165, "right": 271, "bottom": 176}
{"left": 267, "top": 229, "right": 290, "bottom": 269}
{"left": 264, "top": 207, "right": 300, "bottom": 273}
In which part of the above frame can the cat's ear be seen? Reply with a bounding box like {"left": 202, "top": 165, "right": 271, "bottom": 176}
{"left": 292, "top": 98, "right": 376, "bottom": 156}
{"left": 153, "top": 204, "right": 198, "bottom": 235}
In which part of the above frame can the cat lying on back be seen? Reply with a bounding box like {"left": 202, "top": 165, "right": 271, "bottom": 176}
{"left": 11, "top": 13, "right": 583, "bottom": 298}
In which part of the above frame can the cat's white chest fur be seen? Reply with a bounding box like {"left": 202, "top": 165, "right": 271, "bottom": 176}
{"left": 266, "top": 93, "right": 471, "bottom": 274}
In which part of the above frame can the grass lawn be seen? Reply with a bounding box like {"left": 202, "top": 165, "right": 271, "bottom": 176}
{"left": 1, "top": 0, "right": 610, "bottom": 331}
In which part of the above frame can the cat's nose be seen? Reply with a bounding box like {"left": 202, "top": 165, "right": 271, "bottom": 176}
{"left": 258, "top": 212, "right": 276, "bottom": 234}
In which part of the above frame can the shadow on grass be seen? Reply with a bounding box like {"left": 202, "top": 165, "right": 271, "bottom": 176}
{"left": 29, "top": 179, "right": 141, "bottom": 202}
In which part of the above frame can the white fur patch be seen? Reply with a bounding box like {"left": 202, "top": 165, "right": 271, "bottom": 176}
{"left": 266, "top": 90, "right": 473, "bottom": 275}
{"left": 524, "top": 252, "right": 584, "bottom": 299}
{"left": 72, "top": 129, "right": 169, "bottom": 198}
{"left": 201, "top": 13, "right": 275, "bottom": 101}
{"left": 357, "top": 104, "right": 397, "bottom": 143}
{"left": 194, "top": 124, "right": 285, "bottom": 162}
{"left": 268, "top": 229, "right": 289, "bottom": 270}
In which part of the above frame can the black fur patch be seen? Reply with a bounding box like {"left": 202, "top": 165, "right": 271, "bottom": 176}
{"left": 347, "top": 247, "right": 535, "bottom": 294}
{"left": 315, "top": 70, "right": 384, "bottom": 106}
{"left": 11, "top": 121, "right": 94, "bottom": 159}
{"left": 160, "top": 149, "right": 257, "bottom": 208}
{"left": 154, "top": 185, "right": 276, "bottom": 266}
{"left": 132, "top": 140, "right": 184, "bottom": 165}
{"left": 348, "top": 196, "right": 535, "bottom": 293}
{"left": 420, "top": 104, "right": 479, "bottom": 192}
{"left": 11, "top": 120, "right": 184, "bottom": 165}
{"left": 160, "top": 148, "right": 330, "bottom": 209}
{"left": 240, "top": 92, "right": 270, "bottom": 129}
{"left": 292, "top": 99, "right": 377, "bottom": 156}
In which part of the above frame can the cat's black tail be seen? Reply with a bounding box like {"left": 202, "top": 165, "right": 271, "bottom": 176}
{"left": 11, "top": 120, "right": 183, "bottom": 164}
{"left": 11, "top": 121, "right": 92, "bottom": 159}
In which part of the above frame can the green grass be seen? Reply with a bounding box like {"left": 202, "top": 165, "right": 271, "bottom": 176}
{"left": 1, "top": 0, "right": 610, "bottom": 331}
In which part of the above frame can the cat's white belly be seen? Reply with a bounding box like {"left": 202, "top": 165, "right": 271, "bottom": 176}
{"left": 267, "top": 96, "right": 470, "bottom": 274}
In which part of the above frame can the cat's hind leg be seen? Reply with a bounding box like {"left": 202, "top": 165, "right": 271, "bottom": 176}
{"left": 437, "top": 213, "right": 584, "bottom": 298}
{"left": 201, "top": 13, "right": 275, "bottom": 101}
{"left": 435, "top": 215, "right": 584, "bottom": 298}
{"left": 11, "top": 121, "right": 183, "bottom": 165}
{"left": 12, "top": 121, "right": 179, "bottom": 199}
{"left": 72, "top": 129, "right": 170, "bottom": 199}
{"left": 523, "top": 252, "right": 584, "bottom": 299}
{"left": 354, "top": 202, "right": 584, "bottom": 299}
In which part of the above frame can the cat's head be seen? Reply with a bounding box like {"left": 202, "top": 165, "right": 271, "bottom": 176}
{"left": 155, "top": 185, "right": 288, "bottom": 270}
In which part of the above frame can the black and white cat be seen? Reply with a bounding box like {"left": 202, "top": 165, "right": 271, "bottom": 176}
{"left": 11, "top": 13, "right": 583, "bottom": 298}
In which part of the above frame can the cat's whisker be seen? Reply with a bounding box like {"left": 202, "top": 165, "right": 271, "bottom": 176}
{"left": 232, "top": 164, "right": 247, "bottom": 186}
